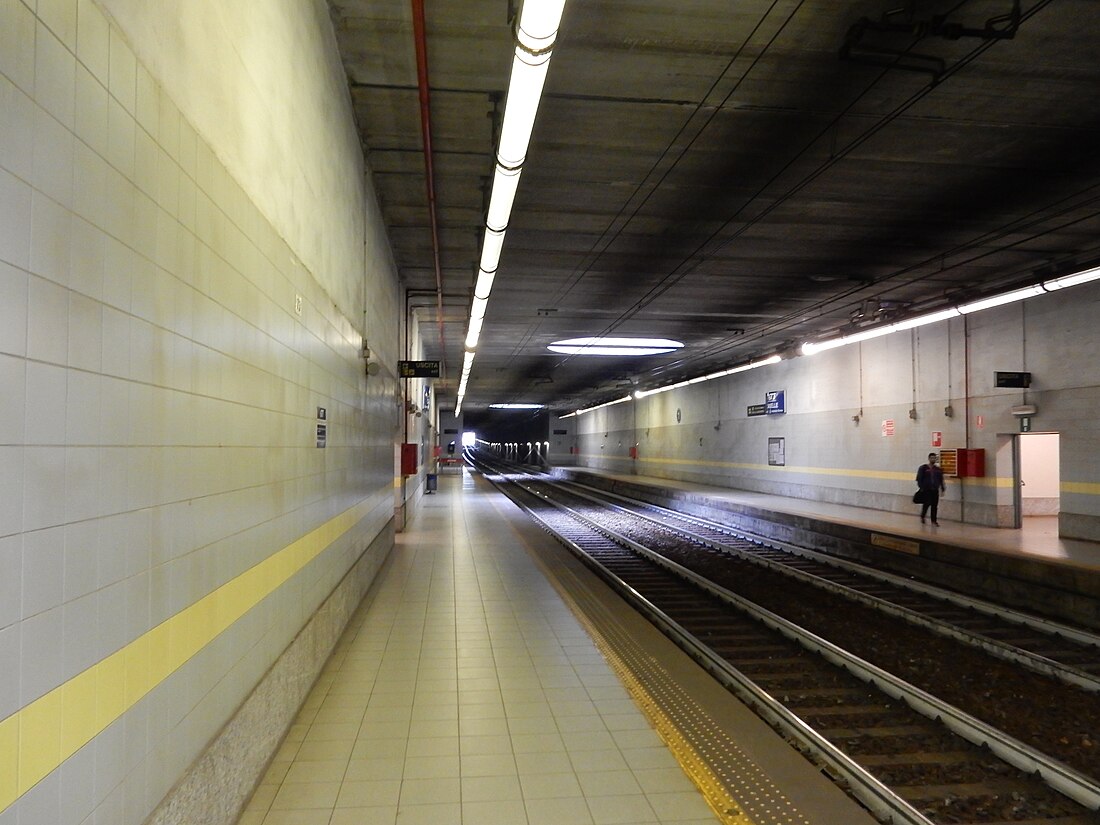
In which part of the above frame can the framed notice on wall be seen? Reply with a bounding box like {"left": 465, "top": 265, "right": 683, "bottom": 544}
{"left": 768, "top": 437, "right": 785, "bottom": 466}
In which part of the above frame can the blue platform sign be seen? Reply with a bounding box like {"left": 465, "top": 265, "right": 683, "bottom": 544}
{"left": 765, "top": 389, "right": 785, "bottom": 415}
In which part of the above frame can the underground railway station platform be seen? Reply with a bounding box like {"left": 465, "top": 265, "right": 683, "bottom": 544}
{"left": 236, "top": 470, "right": 876, "bottom": 825}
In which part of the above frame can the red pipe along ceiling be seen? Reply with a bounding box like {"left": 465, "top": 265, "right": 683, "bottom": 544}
{"left": 410, "top": 0, "right": 447, "bottom": 377}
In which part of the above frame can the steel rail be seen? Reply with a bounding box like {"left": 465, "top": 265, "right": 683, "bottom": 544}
{"left": 509, "top": 476, "right": 1100, "bottom": 813}
{"left": 559, "top": 478, "right": 1100, "bottom": 691}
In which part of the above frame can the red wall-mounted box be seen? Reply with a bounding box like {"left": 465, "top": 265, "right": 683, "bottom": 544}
{"left": 401, "top": 443, "right": 418, "bottom": 476}
{"left": 956, "top": 448, "right": 985, "bottom": 478}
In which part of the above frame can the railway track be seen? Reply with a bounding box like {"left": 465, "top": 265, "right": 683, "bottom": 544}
{"left": 472, "top": 458, "right": 1100, "bottom": 824}
{"left": 556, "top": 478, "right": 1100, "bottom": 692}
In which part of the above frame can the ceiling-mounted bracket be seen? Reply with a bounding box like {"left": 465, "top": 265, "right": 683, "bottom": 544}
{"left": 840, "top": 0, "right": 1020, "bottom": 81}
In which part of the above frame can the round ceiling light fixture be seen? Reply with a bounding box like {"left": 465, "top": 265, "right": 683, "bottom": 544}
{"left": 548, "top": 337, "right": 684, "bottom": 356}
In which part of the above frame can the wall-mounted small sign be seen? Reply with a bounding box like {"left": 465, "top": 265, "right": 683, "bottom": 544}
{"left": 317, "top": 407, "right": 327, "bottom": 420}
{"left": 881, "top": 419, "right": 895, "bottom": 437}
{"left": 553, "top": 429, "right": 568, "bottom": 435}
{"left": 398, "top": 360, "right": 440, "bottom": 378}
{"left": 316, "top": 423, "right": 327, "bottom": 448}
{"left": 747, "top": 404, "right": 766, "bottom": 417}
{"left": 765, "top": 390, "right": 785, "bottom": 414}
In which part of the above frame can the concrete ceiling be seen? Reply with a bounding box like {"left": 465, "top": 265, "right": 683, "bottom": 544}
{"left": 327, "top": 0, "right": 1100, "bottom": 420}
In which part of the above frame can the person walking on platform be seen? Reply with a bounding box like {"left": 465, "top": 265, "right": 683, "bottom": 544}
{"left": 916, "top": 452, "right": 946, "bottom": 524}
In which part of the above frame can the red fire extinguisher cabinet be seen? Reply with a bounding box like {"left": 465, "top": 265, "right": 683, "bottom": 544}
{"left": 956, "top": 448, "right": 985, "bottom": 478}
{"left": 401, "top": 443, "right": 418, "bottom": 476}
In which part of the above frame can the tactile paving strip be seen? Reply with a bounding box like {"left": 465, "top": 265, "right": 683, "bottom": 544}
{"left": 548, "top": 566, "right": 812, "bottom": 825}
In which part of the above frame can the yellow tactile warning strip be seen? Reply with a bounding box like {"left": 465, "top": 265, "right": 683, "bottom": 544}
{"left": 528, "top": 543, "right": 811, "bottom": 825}
{"left": 567, "top": 594, "right": 809, "bottom": 825}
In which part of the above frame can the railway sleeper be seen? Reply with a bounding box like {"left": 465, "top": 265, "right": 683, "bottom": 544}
{"left": 905, "top": 786, "right": 1087, "bottom": 822}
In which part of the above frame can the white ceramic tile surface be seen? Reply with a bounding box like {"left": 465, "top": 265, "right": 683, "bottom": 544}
{"left": 241, "top": 479, "right": 718, "bottom": 825}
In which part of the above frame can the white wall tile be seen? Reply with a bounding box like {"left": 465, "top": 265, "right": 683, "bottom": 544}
{"left": 22, "top": 523, "right": 65, "bottom": 618}
{"left": 106, "top": 93, "right": 135, "bottom": 177}
{"left": 100, "top": 307, "right": 131, "bottom": 379}
{"left": 61, "top": 594, "right": 99, "bottom": 686}
{"left": 30, "top": 190, "right": 73, "bottom": 286}
{"left": 65, "top": 444, "right": 102, "bottom": 522}
{"left": 16, "top": 760, "right": 62, "bottom": 825}
{"left": 107, "top": 26, "right": 135, "bottom": 114}
{"left": 123, "top": 569, "right": 149, "bottom": 638}
{"left": 0, "top": 446, "right": 23, "bottom": 536}
{"left": 20, "top": 601, "right": 64, "bottom": 701}
{"left": 93, "top": 719, "right": 126, "bottom": 800}
{"left": 0, "top": 261, "right": 28, "bottom": 357}
{"left": 0, "top": 166, "right": 33, "bottom": 269}
{"left": 0, "top": 534, "right": 21, "bottom": 629}
{"left": 155, "top": 146, "right": 179, "bottom": 217}
{"left": 76, "top": 0, "right": 109, "bottom": 83}
{"left": 134, "top": 63, "right": 158, "bottom": 139}
{"left": 132, "top": 124, "right": 157, "bottom": 198}
{"left": 38, "top": 0, "right": 78, "bottom": 52}
{"left": 72, "top": 137, "right": 108, "bottom": 226}
{"left": 26, "top": 275, "right": 70, "bottom": 364}
{"left": 65, "top": 365, "right": 102, "bottom": 443}
{"left": 102, "top": 235, "right": 133, "bottom": 312}
{"left": 0, "top": 352, "right": 27, "bottom": 443}
{"left": 0, "top": 622, "right": 19, "bottom": 718}
{"left": 58, "top": 737, "right": 97, "bottom": 825}
{"left": 74, "top": 60, "right": 108, "bottom": 157}
{"left": 103, "top": 164, "right": 135, "bottom": 247}
{"left": 0, "top": 73, "right": 36, "bottom": 181}
{"left": 24, "top": 360, "right": 67, "bottom": 444}
{"left": 156, "top": 92, "right": 179, "bottom": 163}
{"left": 32, "top": 104, "right": 76, "bottom": 208}
{"left": 35, "top": 19, "right": 76, "bottom": 129}
{"left": 70, "top": 215, "right": 106, "bottom": 301}
{"left": 23, "top": 445, "right": 67, "bottom": 530}
{"left": 0, "top": 0, "right": 37, "bottom": 95}
{"left": 68, "top": 292, "right": 104, "bottom": 375}
{"left": 62, "top": 519, "right": 99, "bottom": 601}
{"left": 94, "top": 580, "right": 127, "bottom": 658}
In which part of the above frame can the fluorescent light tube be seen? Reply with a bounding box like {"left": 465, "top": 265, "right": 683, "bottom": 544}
{"left": 497, "top": 54, "right": 550, "bottom": 170}
{"left": 479, "top": 229, "right": 506, "bottom": 273}
{"left": 486, "top": 165, "right": 522, "bottom": 232}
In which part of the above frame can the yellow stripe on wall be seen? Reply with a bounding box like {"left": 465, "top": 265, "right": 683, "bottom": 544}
{"left": 1063, "top": 481, "right": 1100, "bottom": 495}
{"left": 577, "top": 453, "right": 1035, "bottom": 490}
{"left": 1, "top": 497, "right": 375, "bottom": 813}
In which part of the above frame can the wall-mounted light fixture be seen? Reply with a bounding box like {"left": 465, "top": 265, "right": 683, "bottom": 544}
{"left": 633, "top": 354, "right": 782, "bottom": 399}
{"left": 558, "top": 395, "right": 632, "bottom": 419}
{"left": 801, "top": 265, "right": 1100, "bottom": 357}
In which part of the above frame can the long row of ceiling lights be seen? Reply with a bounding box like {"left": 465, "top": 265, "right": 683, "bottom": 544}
{"left": 456, "top": 0, "right": 569, "bottom": 416}
{"left": 560, "top": 265, "right": 1100, "bottom": 417}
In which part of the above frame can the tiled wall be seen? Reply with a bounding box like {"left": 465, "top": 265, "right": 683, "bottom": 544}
{"left": 0, "top": 1, "right": 400, "bottom": 823}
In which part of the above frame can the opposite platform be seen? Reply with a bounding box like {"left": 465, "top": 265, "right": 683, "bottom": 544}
{"left": 236, "top": 469, "right": 874, "bottom": 825}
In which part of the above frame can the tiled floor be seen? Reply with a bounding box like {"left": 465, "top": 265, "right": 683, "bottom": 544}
{"left": 236, "top": 474, "right": 722, "bottom": 825}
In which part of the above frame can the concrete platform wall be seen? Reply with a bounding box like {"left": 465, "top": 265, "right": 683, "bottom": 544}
{"left": 571, "top": 283, "right": 1100, "bottom": 541}
{"left": 0, "top": 1, "right": 401, "bottom": 824}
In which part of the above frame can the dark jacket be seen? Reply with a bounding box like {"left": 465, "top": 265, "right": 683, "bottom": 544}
{"left": 917, "top": 462, "right": 945, "bottom": 492}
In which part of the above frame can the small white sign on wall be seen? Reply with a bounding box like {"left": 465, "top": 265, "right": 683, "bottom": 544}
{"left": 881, "top": 419, "right": 895, "bottom": 437}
